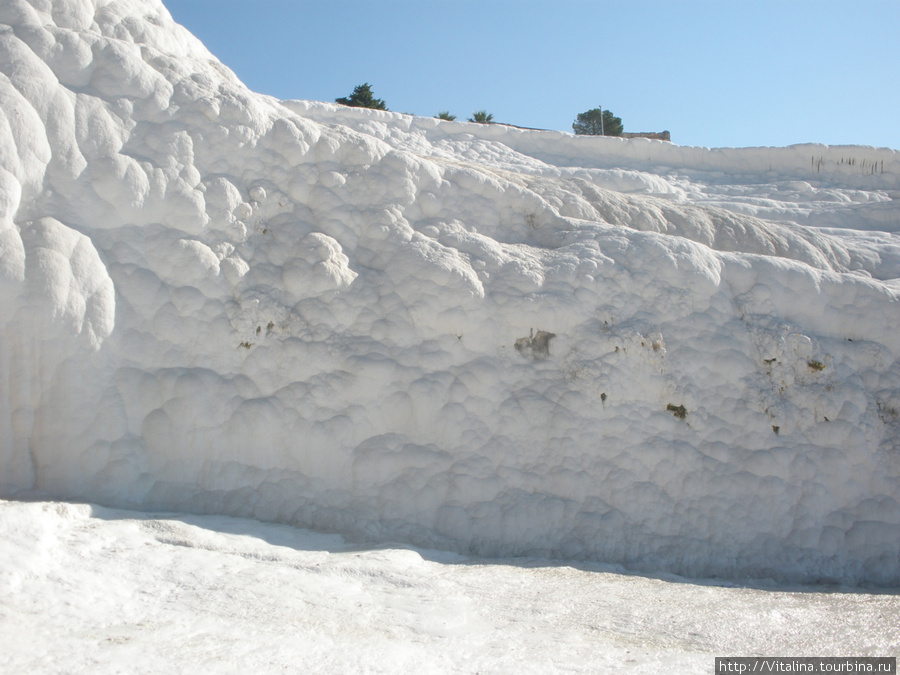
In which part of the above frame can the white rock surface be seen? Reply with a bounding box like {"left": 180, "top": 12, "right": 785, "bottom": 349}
{"left": 1, "top": 0, "right": 899, "bottom": 584}
{"left": 3, "top": 499, "right": 897, "bottom": 673}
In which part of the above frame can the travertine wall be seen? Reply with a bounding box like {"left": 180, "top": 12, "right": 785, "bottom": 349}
{"left": 621, "top": 131, "right": 672, "bottom": 141}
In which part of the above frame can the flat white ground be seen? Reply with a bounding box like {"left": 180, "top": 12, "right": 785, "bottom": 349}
{"left": 2, "top": 499, "right": 897, "bottom": 674}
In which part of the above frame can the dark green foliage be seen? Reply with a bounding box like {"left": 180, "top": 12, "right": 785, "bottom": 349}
{"left": 573, "top": 108, "right": 623, "bottom": 136}
{"left": 469, "top": 110, "right": 494, "bottom": 124}
{"left": 335, "top": 83, "right": 388, "bottom": 110}
{"left": 435, "top": 111, "right": 456, "bottom": 121}
{"left": 667, "top": 403, "right": 687, "bottom": 420}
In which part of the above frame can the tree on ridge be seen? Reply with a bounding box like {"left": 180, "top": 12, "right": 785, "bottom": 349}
{"left": 573, "top": 108, "right": 623, "bottom": 136}
{"left": 335, "top": 83, "right": 388, "bottom": 110}
{"left": 469, "top": 110, "right": 494, "bottom": 124}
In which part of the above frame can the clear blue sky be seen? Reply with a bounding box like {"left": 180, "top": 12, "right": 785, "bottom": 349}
{"left": 163, "top": 0, "right": 900, "bottom": 149}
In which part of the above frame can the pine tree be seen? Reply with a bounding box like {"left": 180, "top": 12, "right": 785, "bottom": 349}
{"left": 572, "top": 108, "right": 623, "bottom": 136}
{"left": 335, "top": 83, "right": 388, "bottom": 110}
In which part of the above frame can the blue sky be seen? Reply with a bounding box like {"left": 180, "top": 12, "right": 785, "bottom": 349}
{"left": 163, "top": 0, "right": 900, "bottom": 149}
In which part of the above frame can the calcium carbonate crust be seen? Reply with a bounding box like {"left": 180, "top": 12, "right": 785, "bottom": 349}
{"left": 1, "top": 0, "right": 899, "bottom": 584}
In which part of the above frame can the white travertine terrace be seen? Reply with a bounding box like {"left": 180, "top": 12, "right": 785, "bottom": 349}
{"left": 1, "top": 0, "right": 899, "bottom": 584}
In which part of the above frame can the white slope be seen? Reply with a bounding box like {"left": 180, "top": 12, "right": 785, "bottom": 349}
{"left": 2, "top": 499, "right": 898, "bottom": 674}
{"left": 0, "top": 0, "right": 899, "bottom": 586}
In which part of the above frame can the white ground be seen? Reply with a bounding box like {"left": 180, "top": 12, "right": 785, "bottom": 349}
{"left": 2, "top": 499, "right": 898, "bottom": 674}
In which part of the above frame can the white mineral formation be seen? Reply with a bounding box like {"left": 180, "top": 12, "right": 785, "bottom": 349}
{"left": 1, "top": 0, "right": 899, "bottom": 585}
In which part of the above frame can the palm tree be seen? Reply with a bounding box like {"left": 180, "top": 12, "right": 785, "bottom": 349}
{"left": 435, "top": 111, "right": 456, "bottom": 121}
{"left": 468, "top": 110, "right": 494, "bottom": 124}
